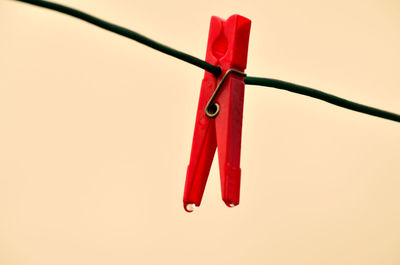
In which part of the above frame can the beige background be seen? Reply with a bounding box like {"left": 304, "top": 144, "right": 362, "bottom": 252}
{"left": 1, "top": 0, "right": 400, "bottom": 264}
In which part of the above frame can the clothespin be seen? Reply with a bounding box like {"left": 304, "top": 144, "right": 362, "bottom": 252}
{"left": 183, "top": 15, "right": 251, "bottom": 212}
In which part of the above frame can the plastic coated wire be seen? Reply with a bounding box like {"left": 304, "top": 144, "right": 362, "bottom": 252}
{"left": 11, "top": 0, "right": 400, "bottom": 123}
{"left": 244, "top": 77, "right": 400, "bottom": 122}
{"left": 12, "top": 0, "right": 221, "bottom": 77}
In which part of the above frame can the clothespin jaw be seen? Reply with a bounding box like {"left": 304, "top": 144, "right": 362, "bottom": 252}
{"left": 183, "top": 15, "right": 251, "bottom": 212}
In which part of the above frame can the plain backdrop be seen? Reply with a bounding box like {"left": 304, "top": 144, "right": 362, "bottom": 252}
{"left": 1, "top": 0, "right": 399, "bottom": 264}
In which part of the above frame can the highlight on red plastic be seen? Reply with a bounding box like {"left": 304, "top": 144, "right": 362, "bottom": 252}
{"left": 183, "top": 15, "right": 251, "bottom": 212}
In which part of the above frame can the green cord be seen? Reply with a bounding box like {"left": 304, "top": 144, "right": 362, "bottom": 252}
{"left": 244, "top": 76, "right": 400, "bottom": 123}
{"left": 10, "top": 0, "right": 400, "bottom": 123}
{"left": 12, "top": 0, "right": 221, "bottom": 77}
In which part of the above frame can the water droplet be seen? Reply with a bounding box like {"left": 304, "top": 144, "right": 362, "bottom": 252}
{"left": 224, "top": 201, "right": 238, "bottom": 208}
{"left": 184, "top": 203, "right": 195, "bottom": 212}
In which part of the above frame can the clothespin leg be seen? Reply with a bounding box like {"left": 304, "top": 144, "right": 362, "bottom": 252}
{"left": 183, "top": 77, "right": 217, "bottom": 212}
{"left": 215, "top": 76, "right": 245, "bottom": 207}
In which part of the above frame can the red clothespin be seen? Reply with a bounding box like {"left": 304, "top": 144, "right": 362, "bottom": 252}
{"left": 183, "top": 15, "right": 251, "bottom": 212}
